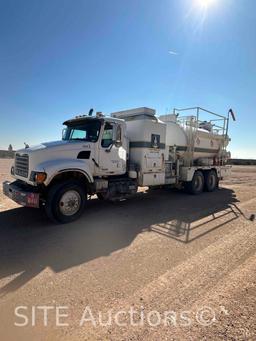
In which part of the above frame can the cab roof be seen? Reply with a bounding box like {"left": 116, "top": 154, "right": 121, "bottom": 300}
{"left": 63, "top": 115, "right": 124, "bottom": 126}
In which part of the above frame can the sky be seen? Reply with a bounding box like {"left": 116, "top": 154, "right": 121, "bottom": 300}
{"left": 0, "top": 0, "right": 255, "bottom": 158}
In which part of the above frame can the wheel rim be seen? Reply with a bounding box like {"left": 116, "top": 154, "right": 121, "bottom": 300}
{"left": 195, "top": 175, "right": 203, "bottom": 191}
{"left": 59, "top": 190, "right": 81, "bottom": 216}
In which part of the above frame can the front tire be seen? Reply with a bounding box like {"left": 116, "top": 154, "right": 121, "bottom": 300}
{"left": 45, "top": 180, "right": 87, "bottom": 223}
{"left": 185, "top": 170, "right": 204, "bottom": 195}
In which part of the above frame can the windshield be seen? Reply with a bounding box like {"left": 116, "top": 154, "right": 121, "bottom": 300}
{"left": 63, "top": 120, "right": 101, "bottom": 142}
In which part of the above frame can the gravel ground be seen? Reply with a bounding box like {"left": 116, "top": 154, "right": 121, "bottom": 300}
{"left": 0, "top": 159, "right": 255, "bottom": 340}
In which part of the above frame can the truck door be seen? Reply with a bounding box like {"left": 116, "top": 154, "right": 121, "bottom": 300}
{"left": 97, "top": 122, "right": 127, "bottom": 175}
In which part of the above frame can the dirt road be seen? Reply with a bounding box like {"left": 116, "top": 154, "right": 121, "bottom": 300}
{"left": 0, "top": 159, "right": 255, "bottom": 340}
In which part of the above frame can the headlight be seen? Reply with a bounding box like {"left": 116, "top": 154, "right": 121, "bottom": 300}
{"left": 30, "top": 171, "right": 47, "bottom": 184}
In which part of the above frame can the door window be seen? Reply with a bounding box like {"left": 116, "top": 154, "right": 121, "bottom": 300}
{"left": 101, "top": 123, "right": 113, "bottom": 148}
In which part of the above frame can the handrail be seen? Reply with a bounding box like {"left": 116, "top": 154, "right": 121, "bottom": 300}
{"left": 173, "top": 106, "right": 227, "bottom": 119}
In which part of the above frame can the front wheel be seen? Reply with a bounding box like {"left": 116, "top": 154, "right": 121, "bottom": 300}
{"left": 45, "top": 180, "right": 87, "bottom": 223}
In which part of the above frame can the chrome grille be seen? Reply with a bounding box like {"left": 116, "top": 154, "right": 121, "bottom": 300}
{"left": 15, "top": 153, "right": 29, "bottom": 178}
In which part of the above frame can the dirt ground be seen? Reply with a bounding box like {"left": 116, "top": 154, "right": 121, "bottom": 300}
{"left": 0, "top": 159, "right": 255, "bottom": 341}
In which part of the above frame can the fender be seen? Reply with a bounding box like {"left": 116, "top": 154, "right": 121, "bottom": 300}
{"left": 33, "top": 158, "right": 94, "bottom": 186}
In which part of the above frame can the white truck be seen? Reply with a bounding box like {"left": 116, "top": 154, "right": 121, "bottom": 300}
{"left": 3, "top": 106, "right": 234, "bottom": 223}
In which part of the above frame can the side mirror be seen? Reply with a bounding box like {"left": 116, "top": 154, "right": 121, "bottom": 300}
{"left": 113, "top": 125, "right": 122, "bottom": 147}
{"left": 114, "top": 140, "right": 122, "bottom": 148}
{"left": 62, "top": 128, "right": 67, "bottom": 140}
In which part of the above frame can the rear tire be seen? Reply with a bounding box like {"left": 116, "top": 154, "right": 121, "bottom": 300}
{"left": 45, "top": 180, "right": 87, "bottom": 223}
{"left": 204, "top": 170, "right": 218, "bottom": 192}
{"left": 185, "top": 170, "right": 204, "bottom": 195}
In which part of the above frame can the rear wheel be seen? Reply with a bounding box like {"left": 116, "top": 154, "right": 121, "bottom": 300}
{"left": 185, "top": 170, "right": 204, "bottom": 195}
{"left": 204, "top": 170, "right": 218, "bottom": 192}
{"left": 45, "top": 180, "right": 87, "bottom": 223}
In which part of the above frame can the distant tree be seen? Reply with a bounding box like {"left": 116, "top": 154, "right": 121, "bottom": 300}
{"left": 8, "top": 144, "right": 13, "bottom": 152}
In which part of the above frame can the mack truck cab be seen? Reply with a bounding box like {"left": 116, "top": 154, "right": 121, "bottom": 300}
{"left": 3, "top": 112, "right": 137, "bottom": 223}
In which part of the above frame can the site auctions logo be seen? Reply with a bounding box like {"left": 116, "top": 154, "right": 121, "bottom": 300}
{"left": 14, "top": 305, "right": 228, "bottom": 328}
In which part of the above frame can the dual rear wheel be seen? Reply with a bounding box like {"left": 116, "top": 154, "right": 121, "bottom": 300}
{"left": 185, "top": 170, "right": 218, "bottom": 195}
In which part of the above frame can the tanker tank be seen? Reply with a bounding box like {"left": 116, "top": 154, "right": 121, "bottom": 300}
{"left": 159, "top": 113, "right": 230, "bottom": 162}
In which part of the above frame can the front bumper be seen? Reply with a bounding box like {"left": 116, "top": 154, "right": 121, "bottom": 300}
{"left": 3, "top": 181, "right": 40, "bottom": 208}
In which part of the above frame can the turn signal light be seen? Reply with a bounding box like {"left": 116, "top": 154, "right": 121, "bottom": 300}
{"left": 35, "top": 172, "right": 47, "bottom": 183}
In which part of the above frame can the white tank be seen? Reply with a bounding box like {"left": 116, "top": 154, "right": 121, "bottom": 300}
{"left": 159, "top": 114, "right": 230, "bottom": 160}
{"left": 111, "top": 108, "right": 230, "bottom": 171}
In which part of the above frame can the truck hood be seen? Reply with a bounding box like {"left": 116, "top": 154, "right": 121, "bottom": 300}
{"left": 16, "top": 139, "right": 94, "bottom": 164}
{"left": 14, "top": 140, "right": 94, "bottom": 184}
{"left": 11, "top": 139, "right": 95, "bottom": 185}
{"left": 17, "top": 140, "right": 84, "bottom": 154}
